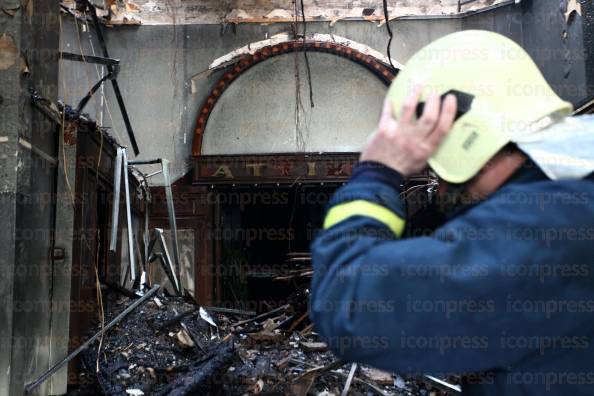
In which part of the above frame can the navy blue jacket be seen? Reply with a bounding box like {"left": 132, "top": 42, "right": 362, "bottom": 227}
{"left": 311, "top": 161, "right": 594, "bottom": 395}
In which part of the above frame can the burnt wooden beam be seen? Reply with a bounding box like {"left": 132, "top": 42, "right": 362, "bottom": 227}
{"left": 155, "top": 338, "right": 235, "bottom": 396}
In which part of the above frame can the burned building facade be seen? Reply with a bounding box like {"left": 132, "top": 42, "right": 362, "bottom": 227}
{"left": 1, "top": 0, "right": 593, "bottom": 395}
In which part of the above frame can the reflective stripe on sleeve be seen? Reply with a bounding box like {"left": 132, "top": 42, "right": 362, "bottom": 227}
{"left": 323, "top": 200, "right": 405, "bottom": 237}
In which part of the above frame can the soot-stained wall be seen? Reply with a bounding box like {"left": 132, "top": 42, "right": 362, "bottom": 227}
{"left": 60, "top": 18, "right": 460, "bottom": 183}
{"left": 464, "top": 0, "right": 589, "bottom": 105}
{"left": 59, "top": 1, "right": 592, "bottom": 184}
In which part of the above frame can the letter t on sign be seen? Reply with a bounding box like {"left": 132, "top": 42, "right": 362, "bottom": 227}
{"left": 307, "top": 162, "right": 317, "bottom": 176}
{"left": 246, "top": 163, "right": 265, "bottom": 177}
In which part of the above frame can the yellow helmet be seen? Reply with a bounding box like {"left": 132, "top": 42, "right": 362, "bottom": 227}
{"left": 387, "top": 30, "right": 573, "bottom": 184}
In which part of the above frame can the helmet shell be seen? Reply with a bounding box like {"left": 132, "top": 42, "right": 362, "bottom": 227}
{"left": 387, "top": 30, "right": 573, "bottom": 183}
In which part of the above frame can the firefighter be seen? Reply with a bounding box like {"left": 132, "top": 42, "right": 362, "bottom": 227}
{"left": 310, "top": 30, "right": 594, "bottom": 395}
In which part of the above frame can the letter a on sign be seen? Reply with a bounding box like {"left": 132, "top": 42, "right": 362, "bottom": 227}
{"left": 212, "top": 165, "right": 233, "bottom": 178}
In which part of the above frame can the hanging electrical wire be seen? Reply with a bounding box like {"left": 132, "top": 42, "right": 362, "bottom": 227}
{"left": 292, "top": 0, "right": 306, "bottom": 151}
{"left": 382, "top": 0, "right": 398, "bottom": 73}
{"left": 300, "top": 0, "right": 314, "bottom": 108}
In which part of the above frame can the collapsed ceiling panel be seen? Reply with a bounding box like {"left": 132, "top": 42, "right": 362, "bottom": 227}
{"left": 62, "top": 0, "right": 513, "bottom": 26}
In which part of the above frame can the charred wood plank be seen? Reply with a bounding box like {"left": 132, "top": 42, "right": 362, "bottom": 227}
{"left": 203, "top": 306, "right": 256, "bottom": 316}
{"left": 157, "top": 306, "right": 200, "bottom": 330}
{"left": 287, "top": 311, "right": 309, "bottom": 332}
{"left": 155, "top": 338, "right": 235, "bottom": 396}
{"left": 231, "top": 304, "right": 290, "bottom": 328}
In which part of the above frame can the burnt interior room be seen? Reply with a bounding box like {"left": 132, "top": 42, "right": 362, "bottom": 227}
{"left": 216, "top": 184, "right": 337, "bottom": 309}
{"left": 2, "top": 0, "right": 594, "bottom": 395}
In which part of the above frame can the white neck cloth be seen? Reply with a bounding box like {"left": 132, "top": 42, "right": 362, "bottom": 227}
{"left": 513, "top": 115, "right": 594, "bottom": 180}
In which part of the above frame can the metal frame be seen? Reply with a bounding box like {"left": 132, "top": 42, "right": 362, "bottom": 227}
{"left": 109, "top": 147, "right": 123, "bottom": 252}
{"left": 69, "top": 0, "right": 140, "bottom": 155}
{"left": 76, "top": 70, "right": 117, "bottom": 113}
{"left": 59, "top": 51, "right": 119, "bottom": 67}
{"left": 126, "top": 159, "right": 183, "bottom": 295}
{"left": 146, "top": 228, "right": 181, "bottom": 295}
{"left": 108, "top": 147, "right": 139, "bottom": 284}
{"left": 122, "top": 149, "right": 136, "bottom": 281}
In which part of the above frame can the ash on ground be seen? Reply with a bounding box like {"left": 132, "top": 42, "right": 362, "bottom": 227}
{"left": 71, "top": 294, "right": 456, "bottom": 396}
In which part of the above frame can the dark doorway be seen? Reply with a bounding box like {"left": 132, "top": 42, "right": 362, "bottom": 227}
{"left": 215, "top": 184, "right": 338, "bottom": 311}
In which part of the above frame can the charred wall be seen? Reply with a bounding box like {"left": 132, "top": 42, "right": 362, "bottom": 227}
{"left": 0, "top": 2, "right": 60, "bottom": 395}
{"left": 463, "top": 0, "right": 590, "bottom": 105}
{"left": 60, "top": 1, "right": 593, "bottom": 186}
{"left": 60, "top": 17, "right": 461, "bottom": 184}
{"left": 581, "top": 0, "right": 594, "bottom": 100}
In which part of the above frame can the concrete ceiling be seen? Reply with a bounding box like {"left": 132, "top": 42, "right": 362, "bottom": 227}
{"left": 66, "top": 0, "right": 510, "bottom": 26}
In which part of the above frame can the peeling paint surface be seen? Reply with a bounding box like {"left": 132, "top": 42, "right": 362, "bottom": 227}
{"left": 207, "top": 32, "right": 404, "bottom": 72}
{"left": 565, "top": 0, "right": 582, "bottom": 23}
{"left": 62, "top": 0, "right": 513, "bottom": 25}
{"left": 0, "top": 33, "right": 17, "bottom": 70}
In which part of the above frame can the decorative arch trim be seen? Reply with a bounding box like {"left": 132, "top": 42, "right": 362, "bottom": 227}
{"left": 192, "top": 38, "right": 399, "bottom": 156}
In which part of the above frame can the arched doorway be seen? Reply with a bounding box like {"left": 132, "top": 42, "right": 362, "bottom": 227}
{"left": 185, "top": 37, "right": 398, "bottom": 306}
{"left": 192, "top": 38, "right": 398, "bottom": 157}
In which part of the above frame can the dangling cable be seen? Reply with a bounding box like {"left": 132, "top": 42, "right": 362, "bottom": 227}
{"left": 293, "top": 0, "right": 306, "bottom": 150}
{"left": 382, "top": 0, "right": 398, "bottom": 73}
{"left": 300, "top": 0, "right": 314, "bottom": 108}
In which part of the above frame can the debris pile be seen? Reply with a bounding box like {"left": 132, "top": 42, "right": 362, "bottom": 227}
{"left": 73, "top": 291, "right": 459, "bottom": 396}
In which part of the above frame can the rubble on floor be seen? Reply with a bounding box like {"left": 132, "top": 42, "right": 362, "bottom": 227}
{"left": 72, "top": 292, "right": 457, "bottom": 396}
